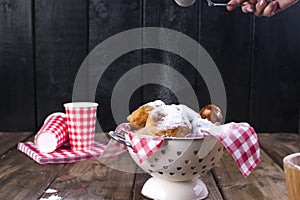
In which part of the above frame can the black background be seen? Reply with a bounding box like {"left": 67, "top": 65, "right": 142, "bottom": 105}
{"left": 0, "top": 0, "right": 299, "bottom": 133}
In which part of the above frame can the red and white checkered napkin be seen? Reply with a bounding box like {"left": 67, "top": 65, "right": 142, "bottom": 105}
{"left": 100, "top": 139, "right": 128, "bottom": 158}
{"left": 128, "top": 133, "right": 164, "bottom": 163}
{"left": 210, "top": 122, "right": 260, "bottom": 177}
{"left": 101, "top": 123, "right": 164, "bottom": 162}
{"left": 18, "top": 141, "right": 106, "bottom": 164}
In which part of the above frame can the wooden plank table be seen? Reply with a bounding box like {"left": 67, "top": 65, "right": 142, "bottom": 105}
{"left": 0, "top": 132, "right": 299, "bottom": 200}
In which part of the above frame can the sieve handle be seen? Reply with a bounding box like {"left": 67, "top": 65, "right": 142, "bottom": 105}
{"left": 108, "top": 131, "right": 133, "bottom": 149}
{"left": 207, "top": 0, "right": 273, "bottom": 7}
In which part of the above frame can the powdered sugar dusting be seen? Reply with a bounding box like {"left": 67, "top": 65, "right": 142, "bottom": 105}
{"left": 191, "top": 117, "right": 213, "bottom": 135}
{"left": 149, "top": 104, "right": 191, "bottom": 130}
{"left": 179, "top": 104, "right": 200, "bottom": 121}
{"left": 45, "top": 189, "right": 58, "bottom": 194}
{"left": 146, "top": 100, "right": 165, "bottom": 108}
{"left": 39, "top": 188, "right": 61, "bottom": 200}
{"left": 39, "top": 195, "right": 62, "bottom": 200}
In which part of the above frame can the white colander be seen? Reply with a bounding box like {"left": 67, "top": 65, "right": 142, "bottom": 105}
{"left": 109, "top": 130, "right": 224, "bottom": 200}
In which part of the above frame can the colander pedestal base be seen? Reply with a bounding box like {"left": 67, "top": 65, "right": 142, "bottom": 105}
{"left": 141, "top": 177, "right": 208, "bottom": 200}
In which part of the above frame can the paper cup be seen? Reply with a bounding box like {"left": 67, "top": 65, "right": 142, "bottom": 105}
{"left": 283, "top": 152, "right": 300, "bottom": 200}
{"left": 64, "top": 102, "right": 98, "bottom": 150}
{"left": 34, "top": 112, "right": 68, "bottom": 153}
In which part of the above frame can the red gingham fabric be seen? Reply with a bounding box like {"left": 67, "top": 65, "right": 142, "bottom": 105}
{"left": 213, "top": 122, "right": 260, "bottom": 177}
{"left": 65, "top": 106, "right": 97, "bottom": 150}
{"left": 18, "top": 141, "right": 106, "bottom": 164}
{"left": 34, "top": 113, "right": 68, "bottom": 151}
{"left": 100, "top": 139, "right": 128, "bottom": 158}
{"left": 103, "top": 123, "right": 165, "bottom": 163}
{"left": 128, "top": 133, "right": 164, "bottom": 163}
{"left": 100, "top": 123, "right": 130, "bottom": 158}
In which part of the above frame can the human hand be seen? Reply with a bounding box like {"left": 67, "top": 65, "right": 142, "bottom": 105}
{"left": 226, "top": 0, "right": 298, "bottom": 17}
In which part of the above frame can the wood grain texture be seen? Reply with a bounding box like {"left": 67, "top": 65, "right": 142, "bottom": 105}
{"left": 0, "top": 0, "right": 35, "bottom": 131}
{"left": 250, "top": 4, "right": 300, "bottom": 132}
{"left": 199, "top": 3, "right": 253, "bottom": 123}
{"left": 0, "top": 132, "right": 32, "bottom": 156}
{"left": 259, "top": 133, "right": 300, "bottom": 168}
{"left": 39, "top": 159, "right": 136, "bottom": 200}
{"left": 0, "top": 149, "right": 65, "bottom": 200}
{"left": 132, "top": 173, "right": 151, "bottom": 200}
{"left": 38, "top": 133, "right": 136, "bottom": 199}
{"left": 212, "top": 149, "right": 288, "bottom": 200}
{"left": 200, "top": 171, "right": 224, "bottom": 200}
{"left": 35, "top": 0, "right": 88, "bottom": 127}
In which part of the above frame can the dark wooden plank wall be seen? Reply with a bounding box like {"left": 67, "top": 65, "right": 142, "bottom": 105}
{"left": 250, "top": 5, "right": 300, "bottom": 132}
{"left": 0, "top": 0, "right": 35, "bottom": 130}
{"left": 199, "top": 2, "right": 253, "bottom": 123}
{"left": 90, "top": 0, "right": 142, "bottom": 131}
{"left": 0, "top": 0, "right": 299, "bottom": 133}
{"left": 35, "top": 0, "right": 88, "bottom": 126}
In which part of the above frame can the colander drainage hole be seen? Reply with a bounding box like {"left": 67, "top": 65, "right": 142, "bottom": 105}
{"left": 177, "top": 167, "right": 182, "bottom": 171}
{"left": 177, "top": 151, "right": 182, "bottom": 156}
{"left": 202, "top": 165, "right": 207, "bottom": 169}
{"left": 148, "top": 169, "right": 153, "bottom": 173}
{"left": 185, "top": 160, "right": 191, "bottom": 165}
{"left": 211, "top": 162, "right": 215, "bottom": 167}
{"left": 181, "top": 173, "right": 186, "bottom": 176}
{"left": 194, "top": 150, "right": 199, "bottom": 155}
{"left": 193, "top": 172, "right": 198, "bottom": 175}
{"left": 201, "top": 170, "right": 206, "bottom": 174}
{"left": 158, "top": 171, "right": 163, "bottom": 175}
{"left": 211, "top": 157, "right": 215, "bottom": 161}
{"left": 199, "top": 159, "right": 203, "bottom": 163}
{"left": 218, "top": 147, "right": 222, "bottom": 152}
{"left": 163, "top": 166, "right": 168, "bottom": 169}
{"left": 170, "top": 172, "right": 175, "bottom": 176}
{"left": 154, "top": 158, "right": 159, "bottom": 162}
{"left": 191, "top": 166, "right": 196, "bottom": 170}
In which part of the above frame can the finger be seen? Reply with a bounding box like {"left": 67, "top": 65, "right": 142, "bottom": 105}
{"left": 262, "top": 1, "right": 279, "bottom": 16}
{"left": 276, "top": 0, "right": 298, "bottom": 12}
{"left": 226, "top": 0, "right": 249, "bottom": 10}
{"left": 242, "top": 2, "right": 255, "bottom": 13}
{"left": 227, "top": 0, "right": 240, "bottom": 11}
{"left": 255, "top": 0, "right": 268, "bottom": 16}
{"left": 235, "top": 0, "right": 248, "bottom": 4}
{"left": 248, "top": 0, "right": 258, "bottom": 4}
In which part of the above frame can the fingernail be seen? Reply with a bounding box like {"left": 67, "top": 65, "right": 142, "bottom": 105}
{"left": 247, "top": 6, "right": 254, "bottom": 12}
{"left": 259, "top": 0, "right": 266, "bottom": 6}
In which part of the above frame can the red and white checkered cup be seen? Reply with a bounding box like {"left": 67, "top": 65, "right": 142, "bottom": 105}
{"left": 64, "top": 102, "right": 98, "bottom": 150}
{"left": 34, "top": 112, "right": 68, "bottom": 153}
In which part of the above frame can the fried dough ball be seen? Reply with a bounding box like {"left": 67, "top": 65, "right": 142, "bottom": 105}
{"left": 138, "top": 104, "right": 192, "bottom": 137}
{"left": 199, "top": 104, "right": 223, "bottom": 124}
{"left": 127, "top": 100, "right": 165, "bottom": 128}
